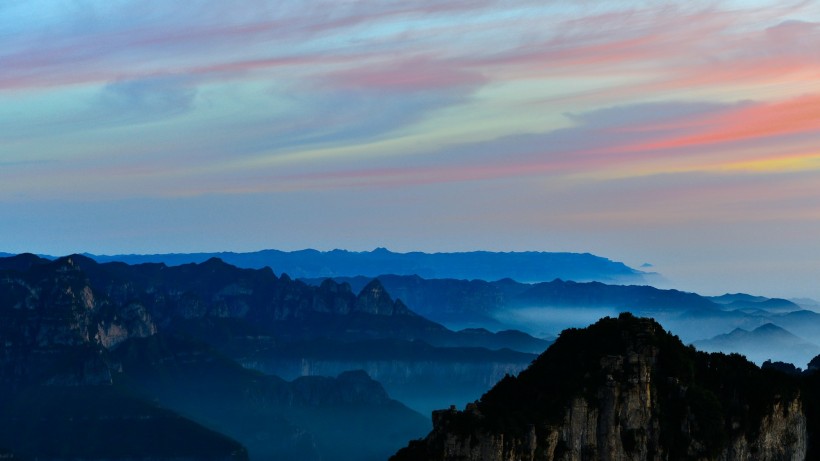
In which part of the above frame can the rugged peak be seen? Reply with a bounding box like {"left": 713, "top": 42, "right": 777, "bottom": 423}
{"left": 355, "top": 279, "right": 396, "bottom": 315}
{"left": 809, "top": 354, "right": 820, "bottom": 372}
{"left": 200, "top": 257, "right": 229, "bottom": 268}
{"left": 352, "top": 279, "right": 414, "bottom": 316}
{"left": 52, "top": 253, "right": 98, "bottom": 272}
{"left": 358, "top": 278, "right": 387, "bottom": 297}
{"left": 319, "top": 277, "right": 352, "bottom": 295}
{"left": 393, "top": 313, "right": 807, "bottom": 461}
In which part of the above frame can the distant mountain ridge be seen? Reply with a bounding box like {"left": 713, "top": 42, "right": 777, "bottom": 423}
{"left": 694, "top": 323, "right": 820, "bottom": 367}
{"left": 301, "top": 274, "right": 767, "bottom": 332}
{"left": 303, "top": 273, "right": 820, "bottom": 367}
{"left": 81, "top": 248, "right": 654, "bottom": 284}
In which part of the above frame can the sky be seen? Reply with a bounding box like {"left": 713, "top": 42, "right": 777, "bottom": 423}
{"left": 1, "top": 0, "right": 820, "bottom": 299}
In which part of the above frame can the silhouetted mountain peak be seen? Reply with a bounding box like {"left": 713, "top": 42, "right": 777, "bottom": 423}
{"left": 705, "top": 324, "right": 800, "bottom": 343}
{"left": 394, "top": 313, "right": 808, "bottom": 460}
{"left": 319, "top": 277, "right": 352, "bottom": 295}
{"left": 694, "top": 322, "right": 820, "bottom": 368}
{"left": 60, "top": 253, "right": 98, "bottom": 267}
{"left": 711, "top": 293, "right": 801, "bottom": 314}
{"left": 202, "top": 256, "right": 228, "bottom": 266}
{"left": 809, "top": 354, "right": 820, "bottom": 372}
{"left": 711, "top": 293, "right": 769, "bottom": 304}
{"left": 355, "top": 279, "right": 410, "bottom": 315}
{"left": 359, "top": 278, "right": 387, "bottom": 296}
{"left": 0, "top": 253, "right": 49, "bottom": 271}
{"left": 755, "top": 323, "right": 788, "bottom": 334}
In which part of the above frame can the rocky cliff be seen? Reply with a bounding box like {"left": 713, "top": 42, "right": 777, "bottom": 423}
{"left": 393, "top": 313, "right": 807, "bottom": 461}
{"left": 0, "top": 253, "right": 502, "bottom": 461}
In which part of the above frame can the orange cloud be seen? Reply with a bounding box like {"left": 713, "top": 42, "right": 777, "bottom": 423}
{"left": 625, "top": 94, "right": 820, "bottom": 153}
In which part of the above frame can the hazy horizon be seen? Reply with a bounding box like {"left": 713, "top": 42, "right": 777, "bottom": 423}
{"left": 3, "top": 1, "right": 820, "bottom": 301}
{"left": 1, "top": 245, "right": 816, "bottom": 303}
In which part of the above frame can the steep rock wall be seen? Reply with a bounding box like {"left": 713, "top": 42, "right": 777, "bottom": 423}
{"left": 393, "top": 315, "right": 808, "bottom": 461}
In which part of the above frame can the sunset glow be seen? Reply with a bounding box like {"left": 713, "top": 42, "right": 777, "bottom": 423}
{"left": 2, "top": 0, "right": 820, "bottom": 299}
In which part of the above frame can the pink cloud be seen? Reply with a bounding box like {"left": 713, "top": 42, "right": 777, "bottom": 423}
{"left": 0, "top": 0, "right": 498, "bottom": 92}
{"left": 468, "top": 5, "right": 819, "bottom": 99}
{"left": 321, "top": 56, "right": 486, "bottom": 91}
{"left": 621, "top": 95, "right": 820, "bottom": 153}
{"left": 259, "top": 91, "right": 820, "bottom": 191}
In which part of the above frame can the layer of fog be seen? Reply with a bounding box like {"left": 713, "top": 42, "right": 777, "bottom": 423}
{"left": 493, "top": 305, "right": 820, "bottom": 369}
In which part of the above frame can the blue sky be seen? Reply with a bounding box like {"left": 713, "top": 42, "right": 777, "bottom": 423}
{"left": 2, "top": 0, "right": 820, "bottom": 299}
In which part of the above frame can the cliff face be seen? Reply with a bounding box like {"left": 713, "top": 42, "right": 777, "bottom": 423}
{"left": 393, "top": 314, "right": 807, "bottom": 461}
{"left": 0, "top": 254, "right": 413, "bottom": 374}
{"left": 0, "top": 256, "right": 159, "bottom": 390}
{"left": 0, "top": 254, "right": 436, "bottom": 461}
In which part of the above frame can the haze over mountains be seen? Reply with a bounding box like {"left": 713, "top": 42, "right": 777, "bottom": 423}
{"left": 0, "top": 253, "right": 544, "bottom": 460}
{"left": 9, "top": 248, "right": 820, "bottom": 367}
{"left": 2, "top": 249, "right": 820, "bottom": 460}
{"left": 303, "top": 273, "right": 820, "bottom": 368}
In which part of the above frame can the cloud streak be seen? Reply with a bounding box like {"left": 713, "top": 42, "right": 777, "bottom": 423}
{"left": 4, "top": 0, "right": 820, "bottom": 300}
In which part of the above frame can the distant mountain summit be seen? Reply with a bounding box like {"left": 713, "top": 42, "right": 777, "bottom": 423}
{"left": 86, "top": 248, "right": 654, "bottom": 284}
{"left": 393, "top": 313, "right": 809, "bottom": 461}
{"left": 694, "top": 323, "right": 820, "bottom": 368}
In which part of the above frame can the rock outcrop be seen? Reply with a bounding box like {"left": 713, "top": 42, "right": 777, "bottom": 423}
{"left": 393, "top": 313, "right": 808, "bottom": 461}
{"left": 0, "top": 253, "right": 498, "bottom": 461}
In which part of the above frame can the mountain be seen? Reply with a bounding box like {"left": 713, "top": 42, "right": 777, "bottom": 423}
{"left": 693, "top": 323, "right": 820, "bottom": 368}
{"left": 302, "top": 273, "right": 820, "bottom": 368}
{"left": 392, "top": 314, "right": 808, "bottom": 461}
{"left": 0, "top": 253, "right": 250, "bottom": 459}
{"left": 0, "top": 385, "right": 248, "bottom": 461}
{"left": 85, "top": 248, "right": 654, "bottom": 284}
{"left": 301, "top": 274, "right": 752, "bottom": 339}
{"left": 0, "top": 253, "right": 539, "bottom": 458}
{"left": 301, "top": 275, "right": 722, "bottom": 334}
{"left": 710, "top": 294, "right": 802, "bottom": 314}
{"left": 791, "top": 297, "right": 820, "bottom": 312}
{"left": 0, "top": 253, "right": 544, "bottom": 351}
{"left": 709, "top": 293, "right": 770, "bottom": 304}
{"left": 238, "top": 337, "right": 537, "bottom": 416}
{"left": 112, "top": 334, "right": 428, "bottom": 461}
{"left": 300, "top": 274, "right": 529, "bottom": 330}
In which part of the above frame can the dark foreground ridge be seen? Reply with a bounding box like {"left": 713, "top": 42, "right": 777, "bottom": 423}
{"left": 393, "top": 313, "right": 810, "bottom": 461}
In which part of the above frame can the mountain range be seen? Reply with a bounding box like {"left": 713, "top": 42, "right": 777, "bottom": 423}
{"left": 3, "top": 250, "right": 820, "bottom": 459}
{"left": 83, "top": 248, "right": 654, "bottom": 284}
{"left": 0, "top": 253, "right": 544, "bottom": 460}
{"left": 302, "top": 273, "right": 820, "bottom": 367}
{"left": 694, "top": 324, "right": 820, "bottom": 367}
